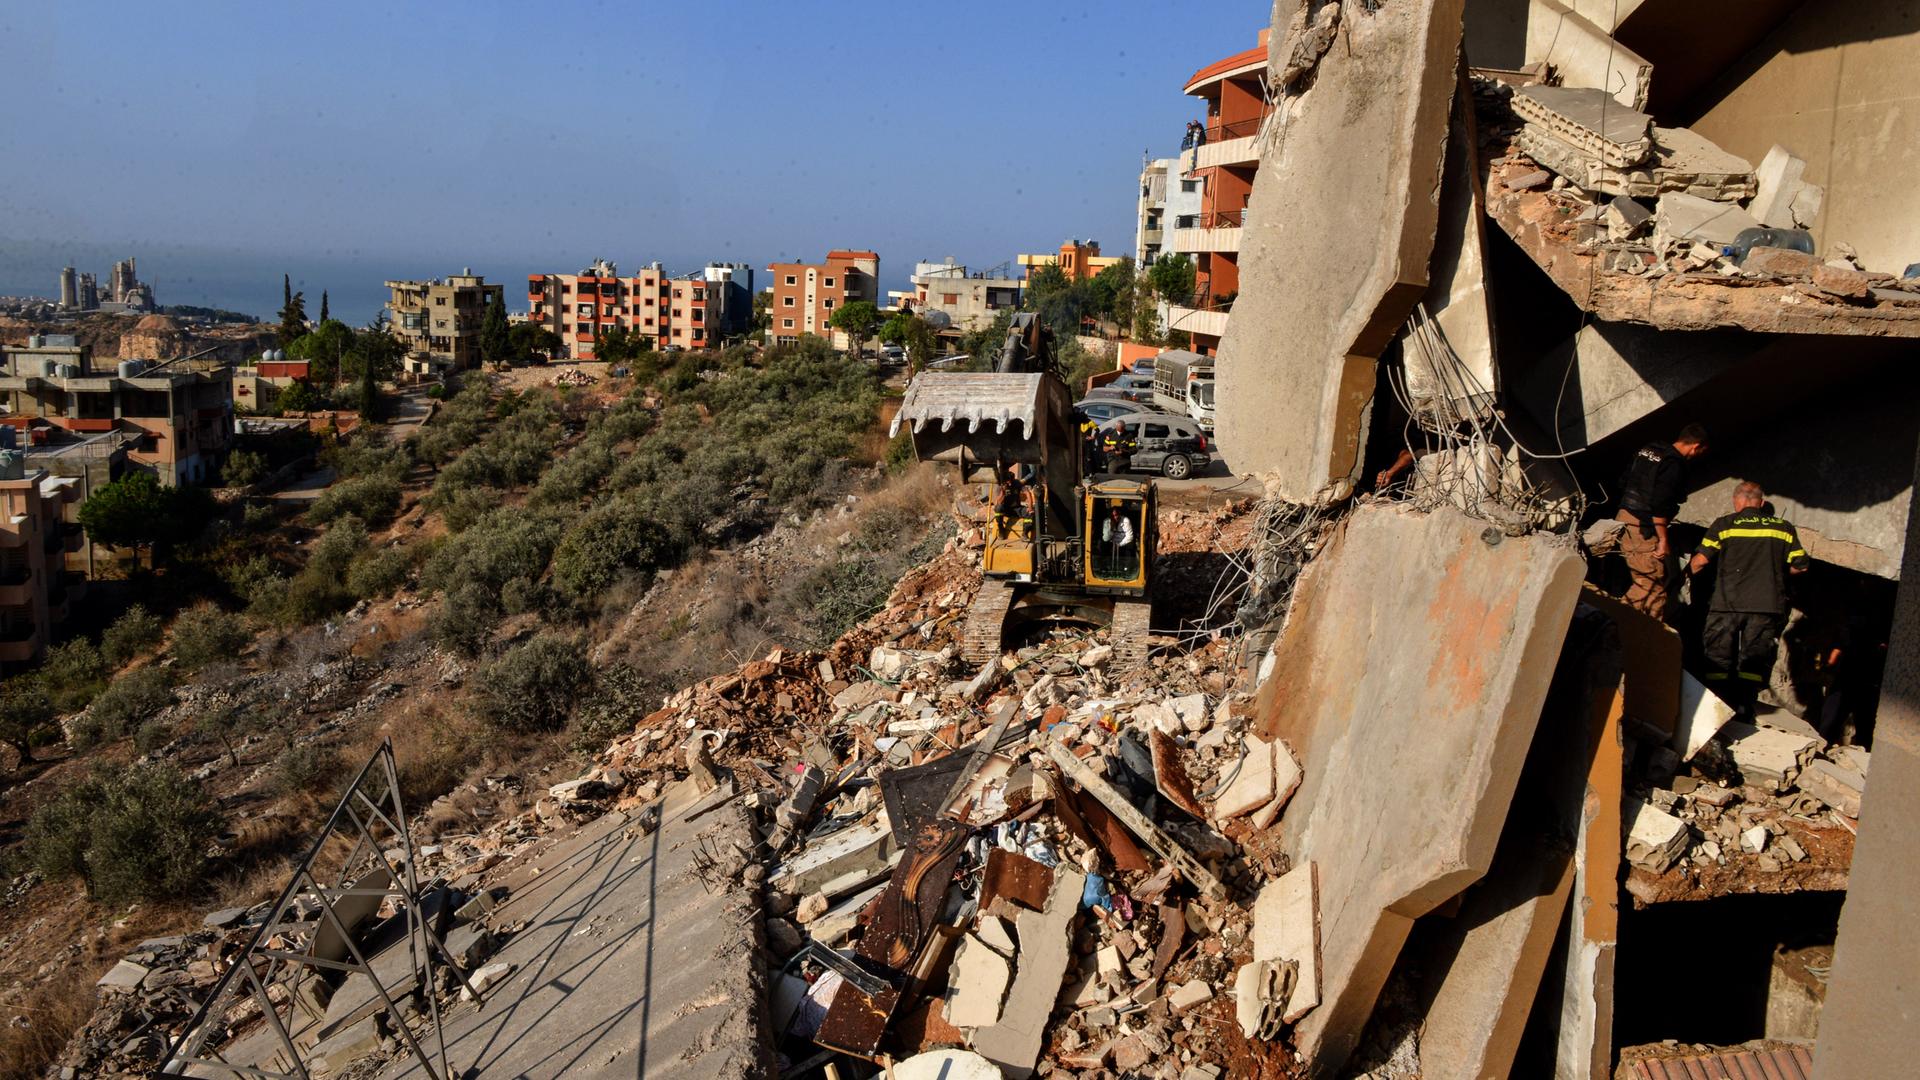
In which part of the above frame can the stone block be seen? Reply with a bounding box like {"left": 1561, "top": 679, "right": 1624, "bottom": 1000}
{"left": 96, "top": 958, "right": 150, "bottom": 991}
{"left": 1512, "top": 85, "right": 1653, "bottom": 166}
{"left": 945, "top": 919, "right": 1014, "bottom": 1029}
{"left": 1750, "top": 145, "right": 1810, "bottom": 229}
{"left": 1213, "top": 735, "right": 1300, "bottom": 821}
{"left": 1813, "top": 264, "right": 1873, "bottom": 300}
{"left": 1676, "top": 671, "right": 1737, "bottom": 761}
{"left": 1167, "top": 980, "right": 1213, "bottom": 1014}
{"left": 310, "top": 1015, "right": 384, "bottom": 1075}
{"left": 1743, "top": 246, "right": 1823, "bottom": 279}
{"left": 1249, "top": 863, "right": 1318, "bottom": 1024}
{"left": 1254, "top": 504, "right": 1585, "bottom": 1069}
{"left": 1625, "top": 800, "right": 1690, "bottom": 873}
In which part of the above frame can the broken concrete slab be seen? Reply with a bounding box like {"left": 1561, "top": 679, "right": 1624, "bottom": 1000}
{"left": 1655, "top": 191, "right": 1761, "bottom": 251}
{"left": 1523, "top": 0, "right": 1652, "bottom": 110}
{"left": 1254, "top": 503, "right": 1585, "bottom": 1071}
{"left": 893, "top": 1049, "right": 1004, "bottom": 1080}
{"left": 1217, "top": 0, "right": 1466, "bottom": 498}
{"left": 946, "top": 918, "right": 1015, "bottom": 1029}
{"left": 1417, "top": 838, "right": 1576, "bottom": 1080}
{"left": 1213, "top": 734, "right": 1300, "bottom": 821}
{"left": 96, "top": 958, "right": 150, "bottom": 991}
{"left": 1511, "top": 85, "right": 1653, "bottom": 166}
{"left": 1721, "top": 721, "right": 1821, "bottom": 792}
{"left": 1624, "top": 800, "right": 1690, "bottom": 874}
{"left": 1410, "top": 68, "right": 1499, "bottom": 424}
{"left": 970, "top": 865, "right": 1086, "bottom": 1079}
{"left": 1047, "top": 741, "right": 1227, "bottom": 900}
{"left": 1798, "top": 759, "right": 1866, "bottom": 818}
{"left": 1251, "top": 862, "right": 1319, "bottom": 1024}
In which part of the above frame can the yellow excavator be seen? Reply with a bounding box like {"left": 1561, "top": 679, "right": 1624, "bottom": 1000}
{"left": 890, "top": 314, "right": 1155, "bottom": 667}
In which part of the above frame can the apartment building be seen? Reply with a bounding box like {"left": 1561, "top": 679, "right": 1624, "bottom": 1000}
{"left": 766, "top": 250, "right": 880, "bottom": 349}
{"left": 0, "top": 335, "right": 234, "bottom": 486}
{"left": 384, "top": 271, "right": 504, "bottom": 372}
{"left": 1136, "top": 157, "right": 1206, "bottom": 266}
{"left": 1167, "top": 27, "right": 1273, "bottom": 356}
{"left": 527, "top": 260, "right": 755, "bottom": 360}
{"left": 1016, "top": 239, "right": 1123, "bottom": 285}
{"left": 905, "top": 259, "right": 1023, "bottom": 333}
{"left": 0, "top": 445, "right": 85, "bottom": 666}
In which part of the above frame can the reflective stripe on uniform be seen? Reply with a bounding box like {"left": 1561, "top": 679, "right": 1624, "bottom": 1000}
{"left": 1787, "top": 549, "right": 1807, "bottom": 562}
{"left": 1737, "top": 671, "right": 1766, "bottom": 682}
{"left": 1699, "top": 536, "right": 1722, "bottom": 549}
{"left": 1717, "top": 527, "right": 1798, "bottom": 544}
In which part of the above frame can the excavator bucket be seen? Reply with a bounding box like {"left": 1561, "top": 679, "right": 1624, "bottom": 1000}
{"left": 889, "top": 371, "right": 1071, "bottom": 480}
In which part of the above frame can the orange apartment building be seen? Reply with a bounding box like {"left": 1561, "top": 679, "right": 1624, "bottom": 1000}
{"left": 1168, "top": 27, "right": 1273, "bottom": 356}
{"left": 766, "top": 250, "right": 880, "bottom": 349}
{"left": 1017, "top": 239, "right": 1124, "bottom": 284}
{"left": 527, "top": 260, "right": 753, "bottom": 360}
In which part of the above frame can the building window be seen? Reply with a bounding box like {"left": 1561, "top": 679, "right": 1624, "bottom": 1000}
{"left": 942, "top": 293, "right": 960, "bottom": 305}
{"left": 672, "top": 328, "right": 682, "bottom": 338}
{"left": 782, "top": 318, "right": 794, "bottom": 329}
{"left": 824, "top": 299, "right": 834, "bottom": 310}
{"left": 1181, "top": 179, "right": 1200, "bottom": 193}
{"left": 435, "top": 297, "right": 447, "bottom": 305}
{"left": 783, "top": 297, "right": 795, "bottom": 307}
{"left": 785, "top": 275, "right": 797, "bottom": 286}
{"left": 823, "top": 277, "right": 835, "bottom": 288}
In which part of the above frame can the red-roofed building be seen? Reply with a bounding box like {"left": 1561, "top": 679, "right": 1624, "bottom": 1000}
{"left": 766, "top": 250, "right": 880, "bottom": 349}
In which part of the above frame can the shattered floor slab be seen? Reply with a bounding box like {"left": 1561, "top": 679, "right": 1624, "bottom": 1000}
{"left": 377, "top": 801, "right": 769, "bottom": 1080}
{"left": 1255, "top": 503, "right": 1584, "bottom": 1072}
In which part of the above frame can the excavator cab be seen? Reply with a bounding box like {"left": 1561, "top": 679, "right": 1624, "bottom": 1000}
{"left": 890, "top": 315, "right": 1155, "bottom": 668}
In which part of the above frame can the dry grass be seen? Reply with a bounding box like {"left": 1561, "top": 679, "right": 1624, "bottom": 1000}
{"left": 0, "top": 978, "right": 97, "bottom": 1080}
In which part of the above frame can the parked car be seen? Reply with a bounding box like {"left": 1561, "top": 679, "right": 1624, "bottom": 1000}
{"left": 1074, "top": 398, "right": 1151, "bottom": 424}
{"left": 1100, "top": 415, "right": 1213, "bottom": 480}
{"left": 1096, "top": 371, "right": 1156, "bottom": 403}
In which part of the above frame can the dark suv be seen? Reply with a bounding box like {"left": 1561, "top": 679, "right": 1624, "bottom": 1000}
{"left": 1100, "top": 416, "right": 1213, "bottom": 480}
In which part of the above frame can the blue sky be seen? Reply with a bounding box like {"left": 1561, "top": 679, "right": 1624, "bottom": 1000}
{"left": 0, "top": 2, "right": 1263, "bottom": 319}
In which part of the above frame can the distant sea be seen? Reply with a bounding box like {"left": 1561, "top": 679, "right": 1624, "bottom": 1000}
{"left": 0, "top": 238, "right": 924, "bottom": 329}
{"left": 0, "top": 239, "right": 748, "bottom": 328}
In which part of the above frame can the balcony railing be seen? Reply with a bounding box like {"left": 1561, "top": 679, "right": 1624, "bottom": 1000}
{"left": 1209, "top": 116, "right": 1263, "bottom": 142}
{"left": 1170, "top": 287, "right": 1237, "bottom": 314}
{"left": 1204, "top": 208, "right": 1247, "bottom": 229}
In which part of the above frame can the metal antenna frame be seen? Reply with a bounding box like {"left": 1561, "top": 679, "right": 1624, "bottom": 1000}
{"left": 157, "top": 739, "right": 483, "bottom": 1080}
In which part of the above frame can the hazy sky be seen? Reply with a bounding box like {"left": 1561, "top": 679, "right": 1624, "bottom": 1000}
{"left": 0, "top": 2, "right": 1262, "bottom": 296}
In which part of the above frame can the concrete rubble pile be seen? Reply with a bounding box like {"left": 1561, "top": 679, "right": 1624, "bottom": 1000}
{"left": 1477, "top": 72, "right": 1920, "bottom": 305}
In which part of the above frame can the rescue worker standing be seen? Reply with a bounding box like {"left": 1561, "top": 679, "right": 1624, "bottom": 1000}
{"left": 1689, "top": 481, "right": 1808, "bottom": 709}
{"left": 1100, "top": 422, "right": 1138, "bottom": 475}
{"left": 1081, "top": 416, "right": 1104, "bottom": 475}
{"left": 1614, "top": 423, "right": 1709, "bottom": 621}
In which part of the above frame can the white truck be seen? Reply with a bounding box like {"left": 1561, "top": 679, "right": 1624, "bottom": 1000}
{"left": 1150, "top": 349, "right": 1215, "bottom": 432}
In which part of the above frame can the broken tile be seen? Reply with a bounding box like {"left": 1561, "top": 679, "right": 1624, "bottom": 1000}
{"left": 1625, "top": 800, "right": 1690, "bottom": 873}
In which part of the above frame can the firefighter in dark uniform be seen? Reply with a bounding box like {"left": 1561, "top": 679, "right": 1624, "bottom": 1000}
{"left": 1081, "top": 416, "right": 1104, "bottom": 475}
{"left": 1688, "top": 481, "right": 1808, "bottom": 710}
{"left": 1614, "top": 423, "right": 1709, "bottom": 621}
{"left": 1100, "top": 422, "right": 1139, "bottom": 474}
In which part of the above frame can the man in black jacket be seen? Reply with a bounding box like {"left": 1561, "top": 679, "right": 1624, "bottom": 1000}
{"left": 1689, "top": 481, "right": 1809, "bottom": 708}
{"left": 1615, "top": 423, "right": 1709, "bottom": 620}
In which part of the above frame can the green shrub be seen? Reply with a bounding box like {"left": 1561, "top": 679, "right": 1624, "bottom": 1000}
{"left": 476, "top": 634, "right": 594, "bottom": 733}
{"left": 41, "top": 640, "right": 107, "bottom": 713}
{"left": 102, "top": 605, "right": 164, "bottom": 667}
{"left": 272, "top": 742, "right": 345, "bottom": 796}
{"left": 242, "top": 501, "right": 283, "bottom": 532}
{"left": 346, "top": 547, "right": 412, "bottom": 600}
{"left": 87, "top": 667, "right": 173, "bottom": 741}
{"left": 0, "top": 677, "right": 55, "bottom": 762}
{"left": 569, "top": 663, "right": 666, "bottom": 754}
{"left": 429, "top": 580, "right": 500, "bottom": 657}
{"left": 551, "top": 497, "right": 678, "bottom": 601}
{"left": 170, "top": 605, "right": 250, "bottom": 670}
{"left": 420, "top": 509, "right": 566, "bottom": 596}
{"left": 308, "top": 473, "right": 402, "bottom": 526}
{"left": 793, "top": 555, "right": 892, "bottom": 650}
{"left": 134, "top": 718, "right": 174, "bottom": 755}
{"left": 27, "top": 763, "right": 222, "bottom": 906}
{"left": 221, "top": 450, "right": 268, "bottom": 488}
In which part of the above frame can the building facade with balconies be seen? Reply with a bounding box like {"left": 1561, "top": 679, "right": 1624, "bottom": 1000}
{"left": 0, "top": 336, "right": 233, "bottom": 487}
{"left": 906, "top": 259, "right": 1024, "bottom": 333}
{"left": 0, "top": 454, "right": 84, "bottom": 667}
{"left": 767, "top": 250, "right": 880, "bottom": 350}
{"left": 384, "top": 271, "right": 504, "bottom": 373}
{"left": 1137, "top": 158, "right": 1207, "bottom": 267}
{"left": 527, "top": 260, "right": 754, "bottom": 360}
{"left": 1166, "top": 27, "right": 1273, "bottom": 356}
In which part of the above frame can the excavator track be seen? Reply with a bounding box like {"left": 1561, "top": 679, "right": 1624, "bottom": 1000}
{"left": 1108, "top": 599, "right": 1153, "bottom": 674}
{"left": 961, "top": 580, "right": 1017, "bottom": 665}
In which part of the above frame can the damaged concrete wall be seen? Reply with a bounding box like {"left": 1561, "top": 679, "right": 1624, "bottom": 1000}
{"left": 1683, "top": 0, "right": 1920, "bottom": 275}
{"left": 1461, "top": 0, "right": 1653, "bottom": 108}
{"left": 1813, "top": 436, "right": 1920, "bottom": 1077}
{"left": 1215, "top": 0, "right": 1465, "bottom": 500}
{"left": 1253, "top": 503, "right": 1584, "bottom": 1072}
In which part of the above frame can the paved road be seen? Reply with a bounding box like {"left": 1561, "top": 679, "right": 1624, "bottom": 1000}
{"left": 381, "top": 796, "right": 770, "bottom": 1080}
